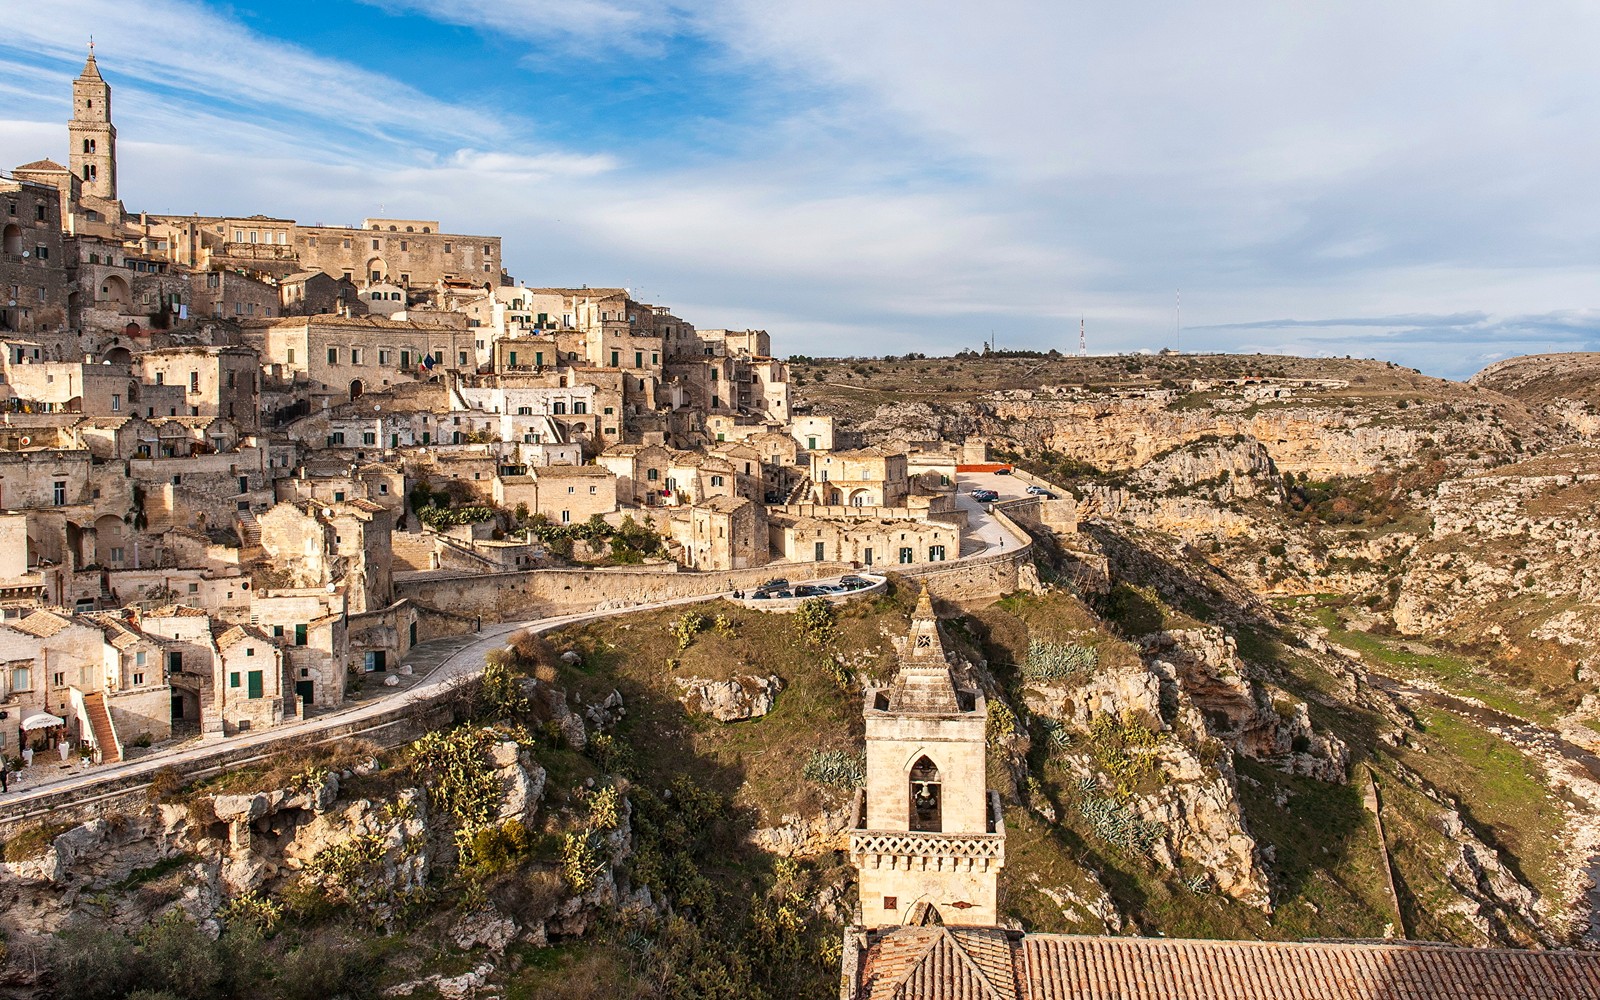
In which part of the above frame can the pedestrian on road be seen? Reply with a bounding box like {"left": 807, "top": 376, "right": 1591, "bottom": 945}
{"left": 1, "top": 765, "right": 8, "bottom": 794}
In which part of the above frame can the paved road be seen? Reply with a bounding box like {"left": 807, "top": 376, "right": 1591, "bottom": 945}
{"left": 1, "top": 495, "right": 1033, "bottom": 814}
{"left": 954, "top": 471, "right": 1033, "bottom": 556}
{"left": 0, "top": 575, "right": 878, "bottom": 814}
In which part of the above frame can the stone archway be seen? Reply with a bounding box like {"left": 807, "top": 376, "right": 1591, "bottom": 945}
{"left": 910, "top": 755, "right": 942, "bottom": 832}
{"left": 365, "top": 257, "right": 387, "bottom": 283}
{"left": 99, "top": 273, "right": 130, "bottom": 308}
{"left": 2, "top": 223, "right": 21, "bottom": 255}
{"left": 350, "top": 379, "right": 364, "bottom": 400}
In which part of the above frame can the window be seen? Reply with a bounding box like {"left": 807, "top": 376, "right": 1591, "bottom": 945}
{"left": 111, "top": 393, "right": 121, "bottom": 412}
{"left": 443, "top": 242, "right": 452, "bottom": 253}
{"left": 329, "top": 432, "right": 345, "bottom": 445}
{"left": 635, "top": 351, "right": 643, "bottom": 368}
{"left": 646, "top": 468, "right": 659, "bottom": 482}
{"left": 273, "top": 625, "right": 285, "bottom": 638}
{"left": 711, "top": 475, "right": 725, "bottom": 487}
{"left": 328, "top": 347, "right": 338, "bottom": 365}
{"left": 189, "top": 371, "right": 200, "bottom": 393}
{"left": 229, "top": 672, "right": 240, "bottom": 689}
{"left": 110, "top": 546, "right": 124, "bottom": 562}
{"left": 379, "top": 350, "right": 392, "bottom": 365}
{"left": 553, "top": 402, "right": 566, "bottom": 414}
{"left": 589, "top": 485, "right": 598, "bottom": 495}
{"left": 286, "top": 348, "right": 295, "bottom": 364}
{"left": 133, "top": 672, "right": 145, "bottom": 686}
{"left": 362, "top": 432, "right": 376, "bottom": 445}
{"left": 610, "top": 351, "right": 619, "bottom": 366}
{"left": 560, "top": 510, "right": 571, "bottom": 523}
{"left": 350, "top": 348, "right": 362, "bottom": 365}
{"left": 371, "top": 239, "right": 380, "bottom": 250}
{"left": 188, "top": 583, "right": 199, "bottom": 594}
{"left": 930, "top": 545, "right": 946, "bottom": 561}
{"left": 333, "top": 491, "right": 346, "bottom": 502}
{"left": 573, "top": 401, "right": 587, "bottom": 414}
{"left": 899, "top": 547, "right": 914, "bottom": 564}
{"left": 52, "top": 480, "right": 66, "bottom": 505}
{"left": 295, "top": 624, "right": 308, "bottom": 646}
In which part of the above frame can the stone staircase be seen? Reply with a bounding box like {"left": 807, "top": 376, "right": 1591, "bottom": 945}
{"left": 80, "top": 690, "right": 122, "bottom": 763}
{"left": 785, "top": 474, "right": 814, "bottom": 505}
{"left": 235, "top": 508, "right": 262, "bottom": 549}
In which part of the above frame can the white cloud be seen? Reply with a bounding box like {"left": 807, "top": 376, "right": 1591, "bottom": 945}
{"left": 6, "top": 1, "right": 1600, "bottom": 378}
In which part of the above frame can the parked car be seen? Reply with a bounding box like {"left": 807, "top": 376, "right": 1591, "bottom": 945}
{"left": 971, "top": 488, "right": 1000, "bottom": 502}
{"left": 839, "top": 575, "right": 870, "bottom": 589}
{"left": 1026, "top": 485, "right": 1058, "bottom": 499}
{"left": 795, "top": 584, "right": 826, "bottom": 597}
{"left": 757, "top": 577, "right": 790, "bottom": 592}
{"left": 994, "top": 467, "right": 1012, "bottom": 475}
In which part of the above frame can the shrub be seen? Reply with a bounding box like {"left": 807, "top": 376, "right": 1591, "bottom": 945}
{"left": 670, "top": 610, "right": 709, "bottom": 651}
{"left": 1021, "top": 639, "right": 1098, "bottom": 680}
{"left": 561, "top": 831, "right": 605, "bottom": 895}
{"left": 802, "top": 750, "right": 865, "bottom": 789}
{"left": 794, "top": 598, "right": 836, "bottom": 649}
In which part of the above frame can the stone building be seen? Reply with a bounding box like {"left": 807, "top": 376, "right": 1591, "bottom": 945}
{"left": 0, "top": 174, "right": 71, "bottom": 337}
{"left": 255, "top": 314, "right": 475, "bottom": 405}
{"left": 850, "top": 590, "right": 1004, "bottom": 929}
{"left": 212, "top": 623, "right": 287, "bottom": 733}
{"left": 770, "top": 516, "right": 956, "bottom": 568}
{"left": 672, "top": 494, "right": 767, "bottom": 571}
{"left": 132, "top": 345, "right": 262, "bottom": 430}
{"left": 810, "top": 448, "right": 910, "bottom": 507}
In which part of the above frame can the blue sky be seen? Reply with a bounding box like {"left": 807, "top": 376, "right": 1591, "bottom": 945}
{"left": 3, "top": 1, "right": 1599, "bottom": 378}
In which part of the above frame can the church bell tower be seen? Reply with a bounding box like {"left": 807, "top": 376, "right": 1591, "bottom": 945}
{"left": 849, "top": 589, "right": 1005, "bottom": 927}
{"left": 68, "top": 43, "right": 117, "bottom": 204}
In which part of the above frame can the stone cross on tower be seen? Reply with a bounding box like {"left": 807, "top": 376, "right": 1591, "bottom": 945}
{"left": 849, "top": 588, "right": 1005, "bottom": 928}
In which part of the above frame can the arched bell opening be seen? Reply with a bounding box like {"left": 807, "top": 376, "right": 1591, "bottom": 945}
{"left": 910, "top": 755, "right": 942, "bottom": 832}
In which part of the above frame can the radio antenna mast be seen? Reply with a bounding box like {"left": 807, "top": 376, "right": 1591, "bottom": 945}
{"left": 1078, "top": 317, "right": 1087, "bottom": 357}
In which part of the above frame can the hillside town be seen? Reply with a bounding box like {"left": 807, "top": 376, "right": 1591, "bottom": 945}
{"left": 0, "top": 52, "right": 1028, "bottom": 766}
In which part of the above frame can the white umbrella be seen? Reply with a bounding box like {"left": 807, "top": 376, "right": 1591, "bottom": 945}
{"left": 20, "top": 712, "right": 64, "bottom": 731}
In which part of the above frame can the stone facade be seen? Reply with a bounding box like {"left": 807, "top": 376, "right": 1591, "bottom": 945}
{"left": 852, "top": 591, "right": 1004, "bottom": 928}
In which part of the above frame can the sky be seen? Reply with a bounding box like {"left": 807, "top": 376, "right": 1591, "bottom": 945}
{"left": 2, "top": 1, "right": 1599, "bottom": 378}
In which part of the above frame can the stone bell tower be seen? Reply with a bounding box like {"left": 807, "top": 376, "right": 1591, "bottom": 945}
{"left": 69, "top": 43, "right": 118, "bottom": 205}
{"left": 849, "top": 588, "right": 1005, "bottom": 927}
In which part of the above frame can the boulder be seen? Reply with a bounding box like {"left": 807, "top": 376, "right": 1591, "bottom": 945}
{"left": 674, "top": 674, "right": 784, "bottom": 722}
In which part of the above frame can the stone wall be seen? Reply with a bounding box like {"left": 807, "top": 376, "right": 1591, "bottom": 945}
{"left": 396, "top": 562, "right": 857, "bottom": 621}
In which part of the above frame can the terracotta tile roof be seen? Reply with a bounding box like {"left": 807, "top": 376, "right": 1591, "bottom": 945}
{"left": 11, "top": 610, "right": 73, "bottom": 638}
{"left": 214, "top": 623, "right": 276, "bottom": 652}
{"left": 1018, "top": 935, "right": 1600, "bottom": 999}
{"left": 857, "top": 931, "right": 1600, "bottom": 1000}
{"left": 143, "top": 605, "right": 213, "bottom": 618}
{"left": 862, "top": 928, "right": 1017, "bottom": 1000}
{"left": 14, "top": 159, "right": 67, "bottom": 172}
{"left": 696, "top": 495, "right": 750, "bottom": 514}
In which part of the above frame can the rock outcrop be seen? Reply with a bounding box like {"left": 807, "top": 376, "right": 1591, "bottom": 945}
{"left": 674, "top": 674, "right": 784, "bottom": 721}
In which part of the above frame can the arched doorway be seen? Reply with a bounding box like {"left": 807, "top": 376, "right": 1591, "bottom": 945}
{"left": 349, "top": 379, "right": 363, "bottom": 400}
{"left": 909, "top": 756, "right": 942, "bottom": 832}
{"left": 99, "top": 274, "right": 130, "bottom": 309}
{"left": 849, "top": 488, "right": 873, "bottom": 507}
{"left": 2, "top": 224, "right": 21, "bottom": 255}
{"left": 365, "top": 257, "right": 386, "bottom": 283}
{"left": 103, "top": 345, "right": 132, "bottom": 366}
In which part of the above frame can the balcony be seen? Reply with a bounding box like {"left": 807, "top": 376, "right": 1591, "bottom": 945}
{"left": 847, "top": 789, "right": 1006, "bottom": 872}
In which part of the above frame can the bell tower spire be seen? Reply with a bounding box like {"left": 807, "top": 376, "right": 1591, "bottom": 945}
{"left": 849, "top": 588, "right": 1005, "bottom": 928}
{"left": 69, "top": 41, "right": 118, "bottom": 204}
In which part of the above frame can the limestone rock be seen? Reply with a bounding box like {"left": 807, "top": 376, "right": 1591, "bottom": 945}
{"left": 674, "top": 674, "right": 784, "bottom": 722}
{"left": 451, "top": 905, "right": 517, "bottom": 953}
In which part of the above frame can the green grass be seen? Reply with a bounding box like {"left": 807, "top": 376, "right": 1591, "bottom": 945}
{"left": 1397, "top": 711, "right": 1565, "bottom": 920}
{"left": 1303, "top": 602, "right": 1555, "bottom": 725}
